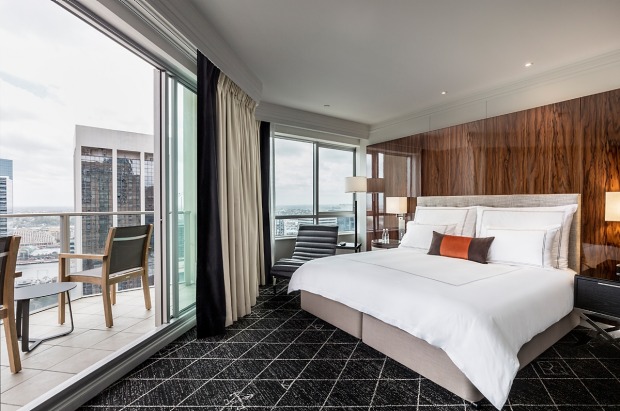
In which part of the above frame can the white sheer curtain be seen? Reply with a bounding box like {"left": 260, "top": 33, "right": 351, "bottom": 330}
{"left": 216, "top": 74, "right": 265, "bottom": 325}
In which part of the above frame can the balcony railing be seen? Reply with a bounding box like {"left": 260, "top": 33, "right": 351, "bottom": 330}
{"left": 0, "top": 211, "right": 156, "bottom": 312}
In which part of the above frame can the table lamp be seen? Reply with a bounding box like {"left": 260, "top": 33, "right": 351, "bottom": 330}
{"left": 605, "top": 192, "right": 620, "bottom": 222}
{"left": 386, "top": 196, "right": 408, "bottom": 241}
{"left": 605, "top": 192, "right": 620, "bottom": 276}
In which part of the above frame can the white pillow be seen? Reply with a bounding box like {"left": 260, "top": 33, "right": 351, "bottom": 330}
{"left": 399, "top": 222, "right": 457, "bottom": 250}
{"left": 413, "top": 206, "right": 478, "bottom": 237}
{"left": 476, "top": 204, "right": 577, "bottom": 269}
{"left": 481, "top": 225, "right": 561, "bottom": 268}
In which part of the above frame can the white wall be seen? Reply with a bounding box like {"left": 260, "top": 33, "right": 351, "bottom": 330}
{"left": 85, "top": 2, "right": 620, "bottom": 151}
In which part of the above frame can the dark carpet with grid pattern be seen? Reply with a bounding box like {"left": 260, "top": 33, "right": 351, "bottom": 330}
{"left": 81, "top": 284, "right": 620, "bottom": 410}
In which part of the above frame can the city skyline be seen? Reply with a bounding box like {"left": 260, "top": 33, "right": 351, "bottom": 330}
{"left": 275, "top": 203, "right": 352, "bottom": 211}
{"left": 0, "top": 158, "right": 13, "bottom": 235}
{"left": 3, "top": 124, "right": 158, "bottom": 298}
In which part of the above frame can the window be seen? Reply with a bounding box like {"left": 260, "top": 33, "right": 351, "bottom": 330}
{"left": 273, "top": 136, "right": 355, "bottom": 237}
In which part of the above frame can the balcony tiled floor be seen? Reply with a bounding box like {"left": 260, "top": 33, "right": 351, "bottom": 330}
{"left": 0, "top": 288, "right": 157, "bottom": 410}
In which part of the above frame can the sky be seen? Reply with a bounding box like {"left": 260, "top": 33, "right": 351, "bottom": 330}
{"left": 274, "top": 138, "right": 353, "bottom": 207}
{"left": 0, "top": 1, "right": 353, "bottom": 211}
{"left": 0, "top": 0, "right": 153, "bottom": 210}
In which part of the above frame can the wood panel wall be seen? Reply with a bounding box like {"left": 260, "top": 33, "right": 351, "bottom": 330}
{"left": 367, "top": 88, "right": 620, "bottom": 277}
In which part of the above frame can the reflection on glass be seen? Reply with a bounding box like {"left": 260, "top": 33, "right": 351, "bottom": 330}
{"left": 318, "top": 217, "right": 354, "bottom": 233}
{"left": 274, "top": 218, "right": 314, "bottom": 237}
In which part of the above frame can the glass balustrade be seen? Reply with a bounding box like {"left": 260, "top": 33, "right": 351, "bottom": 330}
{"left": 1, "top": 211, "right": 166, "bottom": 313}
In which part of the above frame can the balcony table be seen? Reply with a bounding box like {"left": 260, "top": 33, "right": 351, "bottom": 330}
{"left": 14, "top": 282, "right": 76, "bottom": 352}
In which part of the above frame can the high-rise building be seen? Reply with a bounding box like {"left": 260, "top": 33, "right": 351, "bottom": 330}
{"left": 0, "top": 158, "right": 13, "bottom": 180}
{"left": 74, "top": 125, "right": 154, "bottom": 295}
{"left": 0, "top": 158, "right": 14, "bottom": 236}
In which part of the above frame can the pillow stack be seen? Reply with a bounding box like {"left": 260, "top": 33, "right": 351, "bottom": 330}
{"left": 396, "top": 203, "right": 578, "bottom": 270}
{"left": 476, "top": 205, "right": 577, "bottom": 269}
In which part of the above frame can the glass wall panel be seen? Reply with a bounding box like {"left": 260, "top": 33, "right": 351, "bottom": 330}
{"left": 168, "top": 79, "right": 197, "bottom": 316}
{"left": 273, "top": 136, "right": 355, "bottom": 237}
{"left": 318, "top": 147, "right": 353, "bottom": 213}
{"left": 274, "top": 138, "right": 314, "bottom": 219}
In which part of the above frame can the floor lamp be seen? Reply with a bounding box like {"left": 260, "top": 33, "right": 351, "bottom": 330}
{"left": 345, "top": 176, "right": 367, "bottom": 248}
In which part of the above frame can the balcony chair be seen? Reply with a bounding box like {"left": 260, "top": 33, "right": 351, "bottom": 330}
{"left": 1, "top": 236, "right": 22, "bottom": 373}
{"left": 58, "top": 224, "right": 153, "bottom": 328}
{"left": 271, "top": 224, "right": 339, "bottom": 292}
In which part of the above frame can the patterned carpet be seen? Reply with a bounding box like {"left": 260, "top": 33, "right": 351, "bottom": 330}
{"left": 81, "top": 284, "right": 620, "bottom": 410}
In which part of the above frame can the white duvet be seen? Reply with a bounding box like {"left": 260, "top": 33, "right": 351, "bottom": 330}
{"left": 288, "top": 248, "right": 575, "bottom": 409}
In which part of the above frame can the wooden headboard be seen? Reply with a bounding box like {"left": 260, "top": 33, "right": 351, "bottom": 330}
{"left": 417, "top": 194, "right": 582, "bottom": 272}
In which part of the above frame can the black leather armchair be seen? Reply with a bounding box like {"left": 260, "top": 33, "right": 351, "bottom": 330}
{"left": 271, "top": 224, "right": 338, "bottom": 291}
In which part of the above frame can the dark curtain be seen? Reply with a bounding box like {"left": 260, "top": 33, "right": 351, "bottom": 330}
{"left": 196, "top": 50, "right": 226, "bottom": 337}
{"left": 259, "top": 121, "right": 273, "bottom": 284}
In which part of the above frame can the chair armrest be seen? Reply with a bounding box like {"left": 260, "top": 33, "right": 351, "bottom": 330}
{"left": 0, "top": 306, "right": 7, "bottom": 318}
{"left": 59, "top": 253, "right": 105, "bottom": 260}
{"left": 15, "top": 271, "right": 22, "bottom": 278}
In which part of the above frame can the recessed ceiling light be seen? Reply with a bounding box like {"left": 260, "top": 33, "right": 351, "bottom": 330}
{"left": 441, "top": 91, "right": 447, "bottom": 95}
{"left": 524, "top": 62, "right": 533, "bottom": 68}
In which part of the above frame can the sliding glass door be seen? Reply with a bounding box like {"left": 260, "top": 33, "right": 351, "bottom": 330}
{"left": 165, "top": 75, "right": 197, "bottom": 318}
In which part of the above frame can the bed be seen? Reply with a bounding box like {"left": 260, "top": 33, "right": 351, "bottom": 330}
{"left": 288, "top": 194, "right": 581, "bottom": 410}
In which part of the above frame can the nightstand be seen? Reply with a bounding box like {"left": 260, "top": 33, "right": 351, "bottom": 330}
{"left": 371, "top": 239, "right": 400, "bottom": 251}
{"left": 336, "top": 242, "right": 361, "bottom": 253}
{"left": 574, "top": 272, "right": 620, "bottom": 347}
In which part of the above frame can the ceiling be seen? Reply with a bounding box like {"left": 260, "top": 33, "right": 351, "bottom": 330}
{"left": 189, "top": 0, "right": 620, "bottom": 126}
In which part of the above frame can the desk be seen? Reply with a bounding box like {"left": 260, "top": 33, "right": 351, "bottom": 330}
{"left": 14, "top": 282, "right": 76, "bottom": 352}
{"left": 336, "top": 242, "right": 361, "bottom": 253}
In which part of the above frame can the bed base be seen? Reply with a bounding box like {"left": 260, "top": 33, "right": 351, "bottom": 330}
{"left": 300, "top": 290, "right": 362, "bottom": 337}
{"left": 301, "top": 290, "right": 580, "bottom": 404}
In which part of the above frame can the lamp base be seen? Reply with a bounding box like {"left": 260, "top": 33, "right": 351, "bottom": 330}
{"left": 398, "top": 216, "right": 405, "bottom": 242}
{"left": 354, "top": 198, "right": 358, "bottom": 248}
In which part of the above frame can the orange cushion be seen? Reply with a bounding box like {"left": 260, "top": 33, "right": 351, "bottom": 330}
{"left": 439, "top": 235, "right": 472, "bottom": 260}
{"left": 428, "top": 231, "right": 494, "bottom": 264}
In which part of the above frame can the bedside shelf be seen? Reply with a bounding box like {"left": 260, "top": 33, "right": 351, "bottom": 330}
{"left": 575, "top": 274, "right": 620, "bottom": 319}
{"left": 336, "top": 242, "right": 361, "bottom": 253}
{"left": 574, "top": 273, "right": 620, "bottom": 347}
{"left": 371, "top": 239, "right": 400, "bottom": 250}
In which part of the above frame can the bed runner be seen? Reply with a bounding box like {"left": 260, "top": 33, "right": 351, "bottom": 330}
{"left": 337, "top": 250, "right": 519, "bottom": 285}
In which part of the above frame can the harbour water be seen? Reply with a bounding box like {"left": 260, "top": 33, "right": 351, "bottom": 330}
{"left": 15, "top": 261, "right": 59, "bottom": 286}
{"left": 13, "top": 261, "right": 62, "bottom": 311}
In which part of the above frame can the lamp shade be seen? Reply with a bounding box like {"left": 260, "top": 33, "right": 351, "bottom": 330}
{"left": 386, "top": 197, "right": 408, "bottom": 214}
{"left": 606, "top": 192, "right": 620, "bottom": 221}
{"left": 367, "top": 178, "right": 385, "bottom": 193}
{"left": 344, "top": 176, "right": 367, "bottom": 193}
